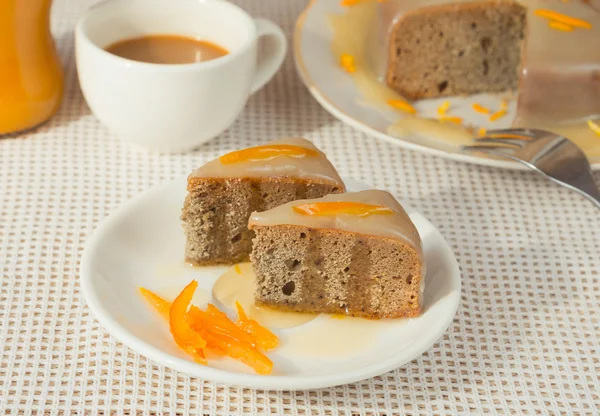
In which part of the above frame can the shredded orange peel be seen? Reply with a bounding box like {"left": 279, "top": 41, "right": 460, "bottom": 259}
{"left": 439, "top": 116, "right": 463, "bottom": 124}
{"left": 340, "top": 53, "right": 356, "bottom": 73}
{"left": 220, "top": 144, "right": 318, "bottom": 164}
{"left": 587, "top": 120, "right": 600, "bottom": 137}
{"left": 472, "top": 103, "right": 491, "bottom": 114}
{"left": 140, "top": 282, "right": 279, "bottom": 374}
{"left": 341, "top": 0, "right": 386, "bottom": 5}
{"left": 549, "top": 21, "right": 574, "bottom": 31}
{"left": 437, "top": 101, "right": 450, "bottom": 116}
{"left": 387, "top": 99, "right": 417, "bottom": 114}
{"left": 489, "top": 110, "right": 507, "bottom": 122}
{"left": 535, "top": 9, "right": 592, "bottom": 30}
{"left": 487, "top": 133, "right": 529, "bottom": 140}
{"left": 293, "top": 201, "right": 394, "bottom": 217}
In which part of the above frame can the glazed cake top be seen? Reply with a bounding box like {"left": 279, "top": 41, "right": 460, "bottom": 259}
{"left": 249, "top": 189, "right": 422, "bottom": 254}
{"left": 189, "top": 137, "right": 345, "bottom": 187}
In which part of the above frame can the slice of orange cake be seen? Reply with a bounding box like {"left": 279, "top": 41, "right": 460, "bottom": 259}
{"left": 248, "top": 190, "right": 424, "bottom": 319}
{"left": 181, "top": 138, "right": 345, "bottom": 265}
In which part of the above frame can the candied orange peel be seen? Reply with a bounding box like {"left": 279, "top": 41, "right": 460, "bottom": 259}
{"left": 439, "top": 116, "right": 463, "bottom": 125}
{"left": 437, "top": 101, "right": 450, "bottom": 116}
{"left": 489, "top": 110, "right": 507, "bottom": 122}
{"left": 169, "top": 281, "right": 207, "bottom": 363}
{"left": 587, "top": 120, "right": 600, "bottom": 137}
{"left": 387, "top": 99, "right": 417, "bottom": 114}
{"left": 534, "top": 9, "right": 592, "bottom": 29}
{"left": 140, "top": 282, "right": 279, "bottom": 374}
{"left": 549, "top": 21, "right": 574, "bottom": 31}
{"left": 220, "top": 144, "right": 318, "bottom": 165}
{"left": 340, "top": 53, "right": 356, "bottom": 73}
{"left": 140, "top": 287, "right": 170, "bottom": 319}
{"left": 293, "top": 201, "right": 394, "bottom": 217}
{"left": 472, "top": 103, "right": 490, "bottom": 114}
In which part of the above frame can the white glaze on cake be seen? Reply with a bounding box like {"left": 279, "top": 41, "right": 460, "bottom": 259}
{"left": 189, "top": 137, "right": 345, "bottom": 185}
{"left": 250, "top": 189, "right": 425, "bottom": 303}
{"left": 249, "top": 190, "right": 422, "bottom": 253}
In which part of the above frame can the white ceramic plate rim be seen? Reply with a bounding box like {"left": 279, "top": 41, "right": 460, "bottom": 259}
{"left": 293, "top": 0, "right": 600, "bottom": 171}
{"left": 80, "top": 177, "right": 461, "bottom": 390}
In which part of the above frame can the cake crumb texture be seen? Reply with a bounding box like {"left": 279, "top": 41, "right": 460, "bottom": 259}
{"left": 387, "top": 1, "right": 527, "bottom": 99}
{"left": 182, "top": 178, "right": 342, "bottom": 265}
{"left": 250, "top": 225, "right": 423, "bottom": 319}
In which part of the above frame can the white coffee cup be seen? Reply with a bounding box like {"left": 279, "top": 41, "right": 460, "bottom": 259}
{"left": 75, "top": 0, "right": 287, "bottom": 153}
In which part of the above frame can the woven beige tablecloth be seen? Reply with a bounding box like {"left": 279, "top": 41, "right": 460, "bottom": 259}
{"left": 1, "top": 0, "right": 599, "bottom": 414}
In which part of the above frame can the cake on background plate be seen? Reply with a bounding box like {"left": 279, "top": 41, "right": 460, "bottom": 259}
{"left": 182, "top": 138, "right": 345, "bottom": 265}
{"left": 371, "top": 0, "right": 600, "bottom": 122}
{"left": 249, "top": 190, "right": 424, "bottom": 319}
{"left": 383, "top": 0, "right": 526, "bottom": 99}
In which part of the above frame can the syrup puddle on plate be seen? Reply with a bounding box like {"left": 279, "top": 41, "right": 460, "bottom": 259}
{"left": 278, "top": 314, "right": 399, "bottom": 359}
{"left": 212, "top": 263, "right": 405, "bottom": 360}
{"left": 150, "top": 261, "right": 408, "bottom": 362}
{"left": 212, "top": 262, "right": 317, "bottom": 329}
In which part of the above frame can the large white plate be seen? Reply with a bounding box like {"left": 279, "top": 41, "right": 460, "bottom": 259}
{"left": 80, "top": 177, "right": 461, "bottom": 390}
{"left": 293, "top": 0, "right": 600, "bottom": 170}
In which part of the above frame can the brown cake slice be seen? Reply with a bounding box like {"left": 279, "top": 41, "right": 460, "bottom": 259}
{"left": 181, "top": 138, "right": 345, "bottom": 265}
{"left": 381, "top": 0, "right": 527, "bottom": 99}
{"left": 249, "top": 190, "right": 424, "bottom": 319}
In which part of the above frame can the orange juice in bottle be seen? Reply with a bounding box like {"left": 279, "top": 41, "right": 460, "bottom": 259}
{"left": 0, "top": 0, "right": 64, "bottom": 135}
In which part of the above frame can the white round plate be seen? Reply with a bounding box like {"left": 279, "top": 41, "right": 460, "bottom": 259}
{"left": 80, "top": 177, "right": 461, "bottom": 390}
{"left": 293, "top": 0, "right": 600, "bottom": 170}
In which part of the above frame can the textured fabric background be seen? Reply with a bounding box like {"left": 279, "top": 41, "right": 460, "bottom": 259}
{"left": 1, "top": 0, "right": 599, "bottom": 414}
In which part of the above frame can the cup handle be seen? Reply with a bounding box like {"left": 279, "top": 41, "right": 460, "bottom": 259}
{"left": 250, "top": 18, "right": 287, "bottom": 94}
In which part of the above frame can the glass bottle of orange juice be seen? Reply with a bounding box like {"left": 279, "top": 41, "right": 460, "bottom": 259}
{"left": 0, "top": 0, "right": 64, "bottom": 135}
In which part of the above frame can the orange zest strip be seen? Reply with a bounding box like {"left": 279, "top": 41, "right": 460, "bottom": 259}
{"left": 340, "top": 53, "right": 356, "bottom": 73}
{"left": 489, "top": 110, "right": 507, "bottom": 122}
{"left": 188, "top": 305, "right": 257, "bottom": 347}
{"left": 549, "top": 21, "right": 574, "bottom": 31}
{"left": 387, "top": 99, "right": 417, "bottom": 114}
{"left": 477, "top": 127, "right": 487, "bottom": 137}
{"left": 437, "top": 101, "right": 450, "bottom": 116}
{"left": 340, "top": 0, "right": 361, "bottom": 5}
{"left": 587, "top": 120, "right": 600, "bottom": 137}
{"left": 234, "top": 264, "right": 242, "bottom": 275}
{"left": 293, "top": 201, "right": 394, "bottom": 217}
{"left": 235, "top": 302, "right": 279, "bottom": 351}
{"left": 140, "top": 287, "right": 171, "bottom": 319}
{"left": 188, "top": 305, "right": 273, "bottom": 374}
{"left": 169, "top": 281, "right": 207, "bottom": 363}
{"left": 439, "top": 116, "right": 463, "bottom": 124}
{"left": 472, "top": 103, "right": 490, "bottom": 114}
{"left": 534, "top": 9, "right": 592, "bottom": 29}
{"left": 220, "top": 145, "right": 318, "bottom": 164}
{"left": 140, "top": 282, "right": 279, "bottom": 374}
{"left": 487, "top": 133, "right": 529, "bottom": 140}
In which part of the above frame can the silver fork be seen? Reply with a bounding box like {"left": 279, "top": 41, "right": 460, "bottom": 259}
{"left": 462, "top": 128, "right": 600, "bottom": 209}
